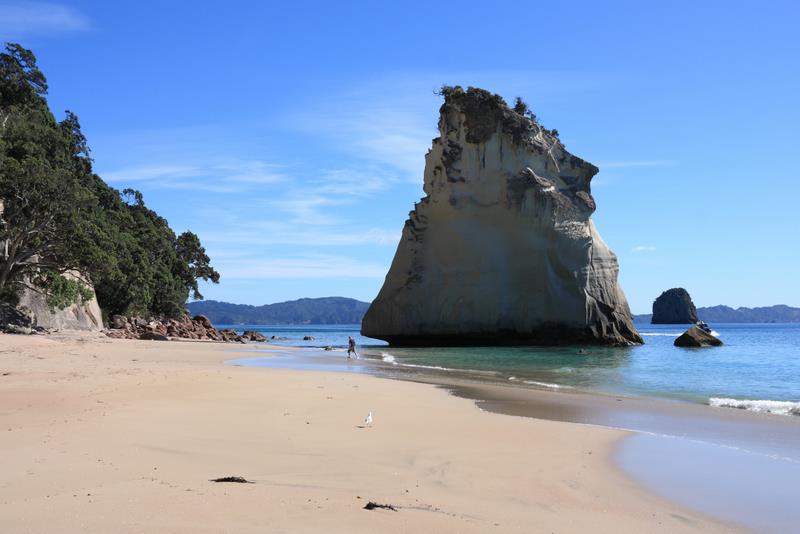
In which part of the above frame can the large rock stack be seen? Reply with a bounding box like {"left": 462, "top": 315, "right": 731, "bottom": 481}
{"left": 651, "top": 288, "right": 698, "bottom": 324}
{"left": 362, "top": 86, "right": 641, "bottom": 346}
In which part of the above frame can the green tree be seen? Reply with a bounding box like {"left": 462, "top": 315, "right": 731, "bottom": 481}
{"left": 1, "top": 43, "right": 219, "bottom": 317}
{"left": 175, "top": 231, "right": 220, "bottom": 300}
{"left": 513, "top": 96, "right": 529, "bottom": 116}
{"left": 0, "top": 44, "right": 94, "bottom": 302}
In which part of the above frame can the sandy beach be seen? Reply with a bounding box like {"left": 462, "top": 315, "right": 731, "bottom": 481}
{"left": 0, "top": 333, "right": 736, "bottom": 533}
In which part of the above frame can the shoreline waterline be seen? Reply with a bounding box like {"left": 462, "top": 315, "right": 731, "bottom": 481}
{"left": 228, "top": 344, "right": 800, "bottom": 533}
{"left": 218, "top": 322, "right": 800, "bottom": 415}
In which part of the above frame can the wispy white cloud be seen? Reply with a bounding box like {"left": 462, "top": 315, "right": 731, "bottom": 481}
{"left": 0, "top": 2, "right": 89, "bottom": 37}
{"left": 103, "top": 160, "right": 287, "bottom": 193}
{"left": 263, "top": 165, "right": 406, "bottom": 225}
{"left": 202, "top": 225, "right": 400, "bottom": 248}
{"left": 287, "top": 75, "right": 451, "bottom": 180}
{"left": 592, "top": 160, "right": 673, "bottom": 187}
{"left": 269, "top": 194, "right": 348, "bottom": 225}
{"left": 597, "top": 160, "right": 674, "bottom": 169}
{"left": 632, "top": 245, "right": 657, "bottom": 252}
{"left": 289, "top": 70, "right": 614, "bottom": 183}
{"left": 216, "top": 254, "right": 388, "bottom": 279}
{"left": 294, "top": 106, "right": 432, "bottom": 179}
{"left": 314, "top": 167, "right": 399, "bottom": 197}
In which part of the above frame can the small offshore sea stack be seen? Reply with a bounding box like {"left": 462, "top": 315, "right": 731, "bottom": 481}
{"left": 362, "top": 86, "right": 642, "bottom": 346}
{"left": 651, "top": 288, "right": 698, "bottom": 324}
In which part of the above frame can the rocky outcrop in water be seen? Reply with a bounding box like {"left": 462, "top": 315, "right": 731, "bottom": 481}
{"left": 362, "top": 86, "right": 641, "bottom": 346}
{"left": 674, "top": 325, "right": 723, "bottom": 347}
{"left": 651, "top": 288, "right": 698, "bottom": 324}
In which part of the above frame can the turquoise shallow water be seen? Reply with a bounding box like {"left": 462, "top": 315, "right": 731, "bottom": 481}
{"left": 219, "top": 323, "right": 800, "bottom": 409}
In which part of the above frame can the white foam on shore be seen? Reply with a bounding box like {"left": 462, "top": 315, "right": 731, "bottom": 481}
{"left": 400, "top": 362, "right": 458, "bottom": 372}
{"left": 523, "top": 380, "right": 566, "bottom": 390}
{"left": 384, "top": 357, "right": 497, "bottom": 376}
{"left": 709, "top": 397, "right": 800, "bottom": 416}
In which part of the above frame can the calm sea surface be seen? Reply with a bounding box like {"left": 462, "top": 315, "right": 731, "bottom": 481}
{"left": 219, "top": 322, "right": 800, "bottom": 410}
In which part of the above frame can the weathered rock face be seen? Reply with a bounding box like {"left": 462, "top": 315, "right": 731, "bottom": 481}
{"left": 0, "top": 302, "right": 34, "bottom": 334}
{"left": 362, "top": 87, "right": 642, "bottom": 346}
{"left": 674, "top": 325, "right": 723, "bottom": 347}
{"left": 17, "top": 272, "right": 104, "bottom": 331}
{"left": 651, "top": 288, "right": 698, "bottom": 324}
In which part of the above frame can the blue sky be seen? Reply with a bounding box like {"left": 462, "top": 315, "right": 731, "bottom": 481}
{"left": 2, "top": 0, "right": 798, "bottom": 313}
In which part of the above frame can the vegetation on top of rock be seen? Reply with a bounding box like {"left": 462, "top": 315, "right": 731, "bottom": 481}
{"left": 35, "top": 272, "right": 94, "bottom": 312}
{"left": 512, "top": 96, "right": 538, "bottom": 123}
{"left": 437, "top": 85, "right": 557, "bottom": 145}
{"left": 0, "top": 43, "right": 219, "bottom": 319}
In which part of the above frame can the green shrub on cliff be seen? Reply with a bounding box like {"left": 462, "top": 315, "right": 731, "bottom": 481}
{"left": 0, "top": 43, "right": 219, "bottom": 318}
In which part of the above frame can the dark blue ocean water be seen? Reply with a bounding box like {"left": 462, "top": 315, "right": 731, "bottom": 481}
{"left": 220, "top": 323, "right": 800, "bottom": 410}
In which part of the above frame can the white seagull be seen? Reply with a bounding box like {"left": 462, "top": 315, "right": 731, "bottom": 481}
{"left": 364, "top": 411, "right": 373, "bottom": 427}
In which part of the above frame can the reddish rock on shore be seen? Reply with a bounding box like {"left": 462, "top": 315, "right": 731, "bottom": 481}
{"left": 104, "top": 312, "right": 264, "bottom": 343}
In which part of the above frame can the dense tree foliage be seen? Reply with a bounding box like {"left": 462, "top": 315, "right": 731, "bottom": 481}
{"left": 0, "top": 43, "right": 218, "bottom": 318}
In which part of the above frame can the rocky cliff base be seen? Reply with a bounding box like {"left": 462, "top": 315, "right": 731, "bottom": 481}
{"left": 0, "top": 303, "right": 40, "bottom": 335}
{"left": 0, "top": 274, "right": 104, "bottom": 334}
{"left": 105, "top": 313, "right": 266, "bottom": 343}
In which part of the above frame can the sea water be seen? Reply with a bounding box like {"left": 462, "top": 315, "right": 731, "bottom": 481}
{"left": 222, "top": 323, "right": 800, "bottom": 414}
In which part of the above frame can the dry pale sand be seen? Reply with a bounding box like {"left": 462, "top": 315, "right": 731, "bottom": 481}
{"left": 0, "top": 333, "right": 737, "bottom": 533}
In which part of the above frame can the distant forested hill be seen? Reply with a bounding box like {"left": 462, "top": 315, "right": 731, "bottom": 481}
{"left": 187, "top": 297, "right": 370, "bottom": 325}
{"left": 634, "top": 305, "right": 800, "bottom": 323}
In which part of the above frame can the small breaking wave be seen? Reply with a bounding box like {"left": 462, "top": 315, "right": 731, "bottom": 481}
{"left": 378, "top": 355, "right": 498, "bottom": 375}
{"left": 640, "top": 332, "right": 682, "bottom": 337}
{"left": 399, "top": 362, "right": 458, "bottom": 372}
{"left": 523, "top": 380, "right": 566, "bottom": 390}
{"left": 709, "top": 397, "right": 800, "bottom": 416}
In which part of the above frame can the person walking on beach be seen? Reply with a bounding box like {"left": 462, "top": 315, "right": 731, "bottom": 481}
{"left": 347, "top": 336, "right": 358, "bottom": 359}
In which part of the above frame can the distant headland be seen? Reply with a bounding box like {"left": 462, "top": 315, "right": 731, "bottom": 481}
{"left": 190, "top": 298, "right": 800, "bottom": 326}
{"left": 186, "top": 297, "right": 370, "bottom": 325}
{"left": 634, "top": 304, "right": 800, "bottom": 324}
